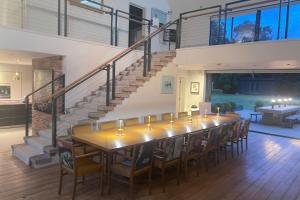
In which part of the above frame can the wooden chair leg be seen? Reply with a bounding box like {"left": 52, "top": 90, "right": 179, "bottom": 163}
{"left": 241, "top": 139, "right": 244, "bottom": 153}
{"left": 58, "top": 168, "right": 63, "bottom": 195}
{"left": 162, "top": 167, "right": 166, "bottom": 192}
{"left": 224, "top": 146, "right": 228, "bottom": 161}
{"left": 82, "top": 176, "right": 85, "bottom": 185}
{"left": 196, "top": 158, "right": 200, "bottom": 176}
{"left": 148, "top": 170, "right": 152, "bottom": 195}
{"left": 184, "top": 159, "right": 188, "bottom": 181}
{"left": 129, "top": 176, "right": 134, "bottom": 199}
{"left": 246, "top": 137, "right": 248, "bottom": 149}
{"left": 176, "top": 162, "right": 180, "bottom": 185}
{"left": 231, "top": 142, "right": 234, "bottom": 158}
{"left": 236, "top": 141, "right": 239, "bottom": 155}
{"left": 100, "top": 171, "right": 104, "bottom": 196}
{"left": 72, "top": 176, "right": 78, "bottom": 200}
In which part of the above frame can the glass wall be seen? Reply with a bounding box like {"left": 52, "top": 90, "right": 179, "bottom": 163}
{"left": 210, "top": 1, "right": 300, "bottom": 45}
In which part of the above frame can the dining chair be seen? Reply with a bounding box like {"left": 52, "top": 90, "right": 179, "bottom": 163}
{"left": 202, "top": 126, "right": 223, "bottom": 170}
{"left": 100, "top": 120, "right": 118, "bottom": 130}
{"left": 57, "top": 137, "right": 104, "bottom": 200}
{"left": 162, "top": 112, "right": 174, "bottom": 121}
{"left": 144, "top": 115, "right": 157, "bottom": 124}
{"left": 240, "top": 119, "right": 251, "bottom": 151}
{"left": 191, "top": 110, "right": 200, "bottom": 116}
{"left": 178, "top": 112, "right": 188, "bottom": 118}
{"left": 181, "top": 131, "right": 205, "bottom": 178}
{"left": 110, "top": 141, "right": 155, "bottom": 198}
{"left": 153, "top": 135, "right": 185, "bottom": 191}
{"left": 71, "top": 123, "right": 98, "bottom": 153}
{"left": 218, "top": 123, "right": 232, "bottom": 161}
{"left": 227, "top": 120, "right": 242, "bottom": 158}
{"left": 124, "top": 117, "right": 140, "bottom": 126}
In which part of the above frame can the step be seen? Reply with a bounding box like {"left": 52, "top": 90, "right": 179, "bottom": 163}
{"left": 88, "top": 112, "right": 106, "bottom": 119}
{"left": 31, "top": 154, "right": 59, "bottom": 169}
{"left": 12, "top": 144, "right": 43, "bottom": 166}
{"left": 25, "top": 136, "right": 52, "bottom": 154}
{"left": 110, "top": 98, "right": 123, "bottom": 105}
{"left": 115, "top": 92, "right": 130, "bottom": 98}
{"left": 135, "top": 75, "right": 151, "bottom": 81}
{"left": 98, "top": 105, "right": 114, "bottom": 111}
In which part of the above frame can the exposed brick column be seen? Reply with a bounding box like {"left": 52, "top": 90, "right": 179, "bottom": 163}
{"left": 31, "top": 56, "right": 64, "bottom": 135}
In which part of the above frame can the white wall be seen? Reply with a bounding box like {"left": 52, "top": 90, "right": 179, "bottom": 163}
{"left": 0, "top": 27, "right": 143, "bottom": 107}
{"left": 0, "top": 63, "right": 32, "bottom": 100}
{"left": 175, "top": 39, "right": 300, "bottom": 71}
{"left": 101, "top": 62, "right": 181, "bottom": 122}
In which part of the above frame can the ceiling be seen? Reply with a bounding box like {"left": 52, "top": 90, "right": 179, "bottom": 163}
{"left": 0, "top": 49, "right": 56, "bottom": 65}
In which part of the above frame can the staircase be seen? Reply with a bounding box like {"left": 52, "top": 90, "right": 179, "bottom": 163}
{"left": 12, "top": 51, "right": 176, "bottom": 168}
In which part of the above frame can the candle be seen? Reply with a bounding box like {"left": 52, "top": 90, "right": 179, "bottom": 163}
{"left": 271, "top": 99, "right": 276, "bottom": 109}
{"left": 205, "top": 108, "right": 207, "bottom": 118}
{"left": 170, "top": 113, "right": 174, "bottom": 123}
{"left": 217, "top": 107, "right": 220, "bottom": 116}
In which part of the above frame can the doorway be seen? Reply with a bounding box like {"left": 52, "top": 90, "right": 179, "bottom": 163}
{"left": 128, "top": 4, "right": 144, "bottom": 47}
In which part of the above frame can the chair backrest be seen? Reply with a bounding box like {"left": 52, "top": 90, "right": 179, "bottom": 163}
{"left": 71, "top": 123, "right": 91, "bottom": 135}
{"left": 162, "top": 113, "right": 173, "bottom": 121}
{"left": 220, "top": 123, "right": 231, "bottom": 143}
{"left": 241, "top": 119, "right": 250, "bottom": 137}
{"left": 191, "top": 110, "right": 200, "bottom": 116}
{"left": 57, "top": 138, "right": 74, "bottom": 170}
{"left": 178, "top": 112, "right": 188, "bottom": 118}
{"left": 100, "top": 120, "right": 117, "bottom": 130}
{"left": 186, "top": 131, "right": 204, "bottom": 154}
{"left": 124, "top": 117, "right": 140, "bottom": 127}
{"left": 158, "top": 135, "right": 185, "bottom": 161}
{"left": 144, "top": 115, "right": 157, "bottom": 124}
{"left": 132, "top": 141, "right": 155, "bottom": 170}
{"left": 206, "top": 126, "right": 222, "bottom": 148}
{"left": 231, "top": 120, "right": 242, "bottom": 139}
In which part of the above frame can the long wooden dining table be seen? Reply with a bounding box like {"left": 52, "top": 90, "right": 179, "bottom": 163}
{"left": 72, "top": 114, "right": 240, "bottom": 192}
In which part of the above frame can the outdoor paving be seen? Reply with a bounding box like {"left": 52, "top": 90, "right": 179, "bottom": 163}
{"left": 237, "top": 109, "right": 300, "bottom": 139}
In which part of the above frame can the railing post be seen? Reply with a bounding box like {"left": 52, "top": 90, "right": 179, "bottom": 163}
{"left": 217, "top": 7, "right": 222, "bottom": 44}
{"left": 223, "top": 5, "right": 228, "bottom": 44}
{"left": 147, "top": 24, "right": 151, "bottom": 72}
{"left": 52, "top": 98, "right": 57, "bottom": 147}
{"left": 106, "top": 65, "right": 110, "bottom": 106}
{"left": 143, "top": 40, "right": 148, "bottom": 77}
{"left": 277, "top": 0, "right": 283, "bottom": 40}
{"left": 285, "top": 0, "right": 291, "bottom": 39}
{"left": 176, "top": 16, "right": 182, "bottom": 49}
{"left": 64, "top": 0, "right": 68, "bottom": 37}
{"left": 110, "top": 9, "right": 114, "bottom": 45}
{"left": 115, "top": 10, "right": 118, "bottom": 46}
{"left": 25, "top": 96, "right": 30, "bottom": 137}
{"left": 61, "top": 75, "right": 66, "bottom": 113}
{"left": 58, "top": 0, "right": 61, "bottom": 36}
{"left": 112, "top": 61, "right": 116, "bottom": 100}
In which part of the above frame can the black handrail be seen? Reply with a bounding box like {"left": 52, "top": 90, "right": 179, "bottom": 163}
{"left": 50, "top": 19, "right": 179, "bottom": 147}
{"left": 25, "top": 74, "right": 65, "bottom": 137}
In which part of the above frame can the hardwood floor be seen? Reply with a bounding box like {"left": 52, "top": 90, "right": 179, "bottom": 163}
{"left": 1, "top": 133, "right": 300, "bottom": 200}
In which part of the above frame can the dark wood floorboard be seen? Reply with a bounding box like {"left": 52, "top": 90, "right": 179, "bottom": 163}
{"left": 1, "top": 133, "right": 300, "bottom": 200}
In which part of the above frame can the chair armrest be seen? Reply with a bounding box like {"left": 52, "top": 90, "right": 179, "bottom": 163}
{"left": 75, "top": 151, "right": 101, "bottom": 159}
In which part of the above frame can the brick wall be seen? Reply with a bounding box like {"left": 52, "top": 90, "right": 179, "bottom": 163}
{"left": 31, "top": 56, "right": 63, "bottom": 135}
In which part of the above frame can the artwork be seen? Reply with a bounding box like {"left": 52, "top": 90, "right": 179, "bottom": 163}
{"left": 0, "top": 84, "right": 11, "bottom": 99}
{"left": 161, "top": 76, "right": 175, "bottom": 94}
{"left": 151, "top": 8, "right": 167, "bottom": 27}
{"left": 190, "top": 82, "right": 200, "bottom": 94}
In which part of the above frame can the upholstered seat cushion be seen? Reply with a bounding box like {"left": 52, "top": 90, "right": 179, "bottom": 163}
{"left": 112, "top": 163, "right": 132, "bottom": 177}
{"left": 76, "top": 158, "right": 102, "bottom": 177}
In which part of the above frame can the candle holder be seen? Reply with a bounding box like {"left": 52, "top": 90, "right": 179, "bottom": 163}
{"left": 217, "top": 107, "right": 220, "bottom": 116}
{"left": 271, "top": 99, "right": 276, "bottom": 109}
{"left": 204, "top": 108, "right": 208, "bottom": 118}
{"left": 116, "top": 119, "right": 124, "bottom": 136}
{"left": 278, "top": 99, "right": 282, "bottom": 108}
{"left": 283, "top": 98, "right": 288, "bottom": 107}
{"left": 170, "top": 113, "right": 174, "bottom": 123}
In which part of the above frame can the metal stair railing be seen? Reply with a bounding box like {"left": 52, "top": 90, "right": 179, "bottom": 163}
{"left": 49, "top": 19, "right": 180, "bottom": 147}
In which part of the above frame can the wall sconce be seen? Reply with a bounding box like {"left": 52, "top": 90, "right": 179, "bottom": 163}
{"left": 13, "top": 72, "right": 21, "bottom": 81}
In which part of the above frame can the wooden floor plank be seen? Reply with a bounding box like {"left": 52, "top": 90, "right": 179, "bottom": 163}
{"left": 1, "top": 133, "right": 300, "bottom": 200}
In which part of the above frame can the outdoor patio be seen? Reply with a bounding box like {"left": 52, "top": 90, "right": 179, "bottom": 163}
{"left": 237, "top": 109, "right": 300, "bottom": 139}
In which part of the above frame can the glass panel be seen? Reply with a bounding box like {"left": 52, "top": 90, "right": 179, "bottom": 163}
{"left": 232, "top": 13, "right": 257, "bottom": 43}
{"left": 288, "top": 2, "right": 300, "bottom": 38}
{"left": 259, "top": 7, "right": 280, "bottom": 40}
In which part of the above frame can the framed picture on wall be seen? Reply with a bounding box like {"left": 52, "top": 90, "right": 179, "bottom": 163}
{"left": 161, "top": 75, "right": 175, "bottom": 94}
{"left": 0, "top": 84, "right": 11, "bottom": 99}
{"left": 190, "top": 82, "right": 200, "bottom": 94}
